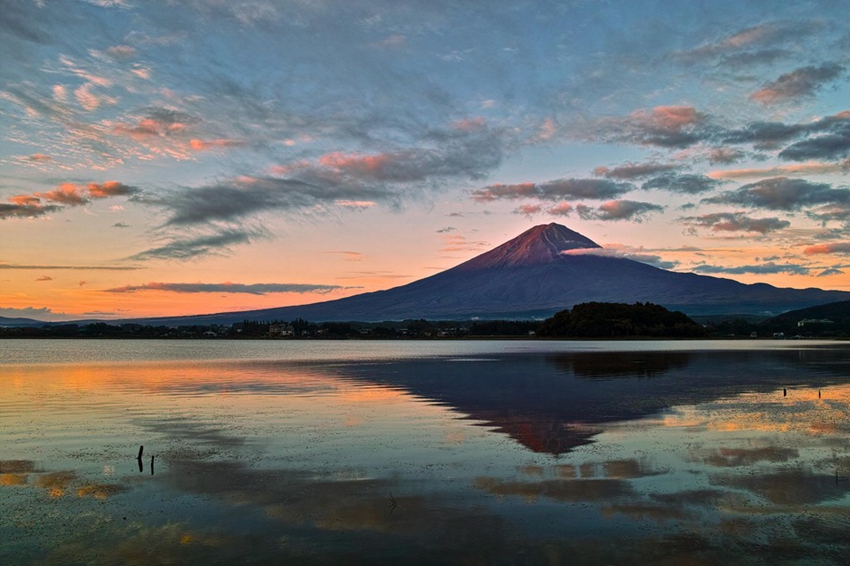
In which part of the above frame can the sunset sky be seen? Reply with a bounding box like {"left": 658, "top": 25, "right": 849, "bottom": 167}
{"left": 2, "top": 0, "right": 850, "bottom": 321}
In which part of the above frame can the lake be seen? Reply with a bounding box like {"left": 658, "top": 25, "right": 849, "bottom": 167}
{"left": 2, "top": 339, "right": 850, "bottom": 564}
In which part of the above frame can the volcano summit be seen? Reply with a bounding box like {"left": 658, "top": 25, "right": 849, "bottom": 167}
{"left": 135, "top": 223, "right": 850, "bottom": 325}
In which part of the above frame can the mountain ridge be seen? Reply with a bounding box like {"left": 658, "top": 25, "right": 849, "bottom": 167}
{"left": 122, "top": 223, "right": 850, "bottom": 325}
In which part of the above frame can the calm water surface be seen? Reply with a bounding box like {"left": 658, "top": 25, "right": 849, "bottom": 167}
{"left": 2, "top": 339, "right": 850, "bottom": 564}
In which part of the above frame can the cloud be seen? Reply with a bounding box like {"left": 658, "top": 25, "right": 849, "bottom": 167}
{"left": 704, "top": 177, "right": 850, "bottom": 210}
{"left": 778, "top": 120, "right": 850, "bottom": 161}
{"left": 706, "top": 148, "right": 745, "bottom": 164}
{"left": 641, "top": 174, "right": 721, "bottom": 194}
{"left": 35, "top": 275, "right": 53, "bottom": 281}
{"left": 112, "top": 108, "right": 200, "bottom": 139}
{"left": 804, "top": 242, "right": 850, "bottom": 255}
{"left": 693, "top": 262, "right": 810, "bottom": 275}
{"left": 25, "top": 153, "right": 53, "bottom": 162}
{"left": 750, "top": 63, "right": 844, "bottom": 105}
{"left": 472, "top": 179, "right": 633, "bottom": 202}
{"left": 435, "top": 227, "right": 456, "bottom": 233}
{"left": 128, "top": 228, "right": 257, "bottom": 261}
{"left": 679, "top": 212, "right": 790, "bottom": 234}
{"left": 112, "top": 222, "right": 130, "bottom": 228}
{"left": 1, "top": 181, "right": 139, "bottom": 219}
{"left": 722, "top": 111, "right": 850, "bottom": 152}
{"left": 36, "top": 183, "right": 88, "bottom": 205}
{"left": 818, "top": 268, "right": 844, "bottom": 276}
{"left": 439, "top": 234, "right": 489, "bottom": 253}
{"left": 0, "top": 263, "right": 140, "bottom": 270}
{"left": 593, "top": 162, "right": 679, "bottom": 180}
{"left": 0, "top": 198, "right": 58, "bottom": 219}
{"left": 103, "top": 282, "right": 352, "bottom": 295}
{"left": 513, "top": 204, "right": 543, "bottom": 217}
{"left": 709, "top": 160, "right": 850, "bottom": 179}
{"left": 673, "top": 21, "right": 822, "bottom": 64}
{"left": 595, "top": 106, "right": 707, "bottom": 148}
{"left": 188, "top": 139, "right": 244, "bottom": 151}
{"left": 576, "top": 200, "right": 665, "bottom": 222}
{"left": 560, "top": 247, "right": 678, "bottom": 269}
{"left": 87, "top": 181, "right": 137, "bottom": 198}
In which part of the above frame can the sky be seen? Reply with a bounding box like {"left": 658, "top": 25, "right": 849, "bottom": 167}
{"left": 1, "top": 0, "right": 850, "bottom": 321}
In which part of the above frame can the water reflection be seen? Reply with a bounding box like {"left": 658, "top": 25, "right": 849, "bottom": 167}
{"left": 338, "top": 348, "right": 850, "bottom": 455}
{"left": 2, "top": 343, "right": 850, "bottom": 564}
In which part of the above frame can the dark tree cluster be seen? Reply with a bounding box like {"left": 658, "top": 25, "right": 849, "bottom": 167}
{"left": 537, "top": 302, "right": 705, "bottom": 338}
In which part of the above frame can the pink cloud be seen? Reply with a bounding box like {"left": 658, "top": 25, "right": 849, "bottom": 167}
{"left": 513, "top": 204, "right": 542, "bottom": 216}
{"left": 36, "top": 183, "right": 88, "bottom": 205}
{"left": 709, "top": 160, "right": 850, "bottom": 179}
{"left": 87, "top": 181, "right": 136, "bottom": 198}
{"left": 631, "top": 106, "right": 703, "bottom": 131}
{"left": 9, "top": 195, "right": 41, "bottom": 206}
{"left": 453, "top": 117, "right": 486, "bottom": 132}
{"left": 473, "top": 182, "right": 538, "bottom": 202}
{"left": 547, "top": 202, "right": 573, "bottom": 216}
{"left": 189, "top": 139, "right": 244, "bottom": 151}
{"left": 319, "top": 151, "right": 390, "bottom": 174}
{"left": 804, "top": 242, "right": 850, "bottom": 255}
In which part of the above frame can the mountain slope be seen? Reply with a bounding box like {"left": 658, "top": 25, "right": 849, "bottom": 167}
{"left": 131, "top": 223, "right": 850, "bottom": 325}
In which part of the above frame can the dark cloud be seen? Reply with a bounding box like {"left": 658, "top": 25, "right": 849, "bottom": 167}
{"left": 750, "top": 63, "right": 844, "bottom": 105}
{"left": 679, "top": 212, "right": 790, "bottom": 234}
{"left": 818, "top": 268, "right": 844, "bottom": 276}
{"left": 129, "top": 229, "right": 257, "bottom": 261}
{"left": 642, "top": 173, "right": 721, "bottom": 194}
{"left": 472, "top": 179, "right": 633, "bottom": 202}
{"left": 0, "top": 200, "right": 58, "bottom": 219}
{"left": 104, "top": 282, "right": 352, "bottom": 295}
{"left": 706, "top": 148, "right": 746, "bottom": 164}
{"left": 703, "top": 177, "right": 850, "bottom": 210}
{"left": 576, "top": 200, "right": 664, "bottom": 222}
{"left": 779, "top": 119, "right": 850, "bottom": 161}
{"left": 112, "top": 222, "right": 131, "bottom": 228}
{"left": 693, "top": 262, "right": 810, "bottom": 275}
{"left": 722, "top": 111, "right": 850, "bottom": 152}
{"left": 593, "top": 162, "right": 679, "bottom": 180}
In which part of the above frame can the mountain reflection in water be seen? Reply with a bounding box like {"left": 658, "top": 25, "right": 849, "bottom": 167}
{"left": 336, "top": 348, "right": 850, "bottom": 455}
{"left": 3, "top": 341, "right": 850, "bottom": 565}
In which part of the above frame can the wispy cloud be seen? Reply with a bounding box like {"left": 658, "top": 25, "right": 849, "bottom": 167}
{"left": 577, "top": 200, "right": 665, "bottom": 222}
{"left": 709, "top": 160, "right": 850, "bottom": 179}
{"left": 641, "top": 174, "right": 721, "bottom": 194}
{"left": 0, "top": 263, "right": 141, "bottom": 270}
{"left": 472, "top": 179, "right": 633, "bottom": 202}
{"left": 693, "top": 262, "right": 811, "bottom": 275}
{"left": 103, "top": 282, "right": 354, "bottom": 295}
{"left": 750, "top": 63, "right": 844, "bottom": 105}
{"left": 594, "top": 162, "right": 679, "bottom": 180}
{"left": 128, "top": 228, "right": 259, "bottom": 261}
{"left": 679, "top": 212, "right": 790, "bottom": 234}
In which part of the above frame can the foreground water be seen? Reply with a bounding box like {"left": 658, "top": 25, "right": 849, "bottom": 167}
{"left": 2, "top": 339, "right": 850, "bottom": 565}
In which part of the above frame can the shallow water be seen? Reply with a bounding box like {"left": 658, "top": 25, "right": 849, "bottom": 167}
{"left": 2, "top": 339, "right": 850, "bottom": 564}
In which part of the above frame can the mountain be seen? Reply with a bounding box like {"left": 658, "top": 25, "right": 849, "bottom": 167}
{"left": 130, "top": 223, "right": 850, "bottom": 325}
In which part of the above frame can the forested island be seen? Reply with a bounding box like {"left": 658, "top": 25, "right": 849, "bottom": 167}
{"left": 2, "top": 301, "right": 849, "bottom": 340}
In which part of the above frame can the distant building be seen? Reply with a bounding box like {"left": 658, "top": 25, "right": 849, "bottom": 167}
{"left": 269, "top": 323, "right": 294, "bottom": 337}
{"left": 797, "top": 318, "right": 834, "bottom": 327}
